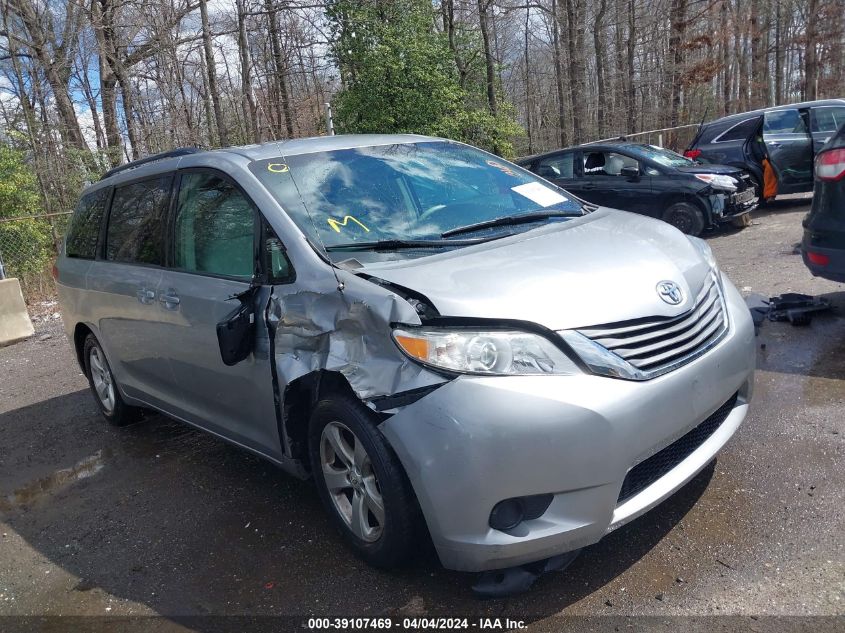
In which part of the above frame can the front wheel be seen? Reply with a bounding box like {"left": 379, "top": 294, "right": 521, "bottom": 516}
{"left": 309, "top": 392, "right": 419, "bottom": 568}
{"left": 662, "top": 202, "right": 706, "bottom": 236}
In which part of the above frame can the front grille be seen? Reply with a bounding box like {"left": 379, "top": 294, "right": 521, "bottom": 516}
{"left": 577, "top": 276, "right": 727, "bottom": 377}
{"left": 617, "top": 392, "right": 738, "bottom": 504}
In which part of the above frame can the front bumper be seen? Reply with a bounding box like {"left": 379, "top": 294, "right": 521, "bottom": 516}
{"left": 380, "top": 277, "right": 756, "bottom": 572}
{"left": 712, "top": 188, "right": 758, "bottom": 222}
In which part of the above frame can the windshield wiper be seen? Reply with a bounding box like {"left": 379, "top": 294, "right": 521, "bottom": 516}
{"left": 441, "top": 210, "right": 582, "bottom": 238}
{"left": 325, "top": 238, "right": 488, "bottom": 252}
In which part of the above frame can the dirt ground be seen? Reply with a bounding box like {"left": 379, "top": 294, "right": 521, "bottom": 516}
{"left": 1, "top": 196, "right": 843, "bottom": 630}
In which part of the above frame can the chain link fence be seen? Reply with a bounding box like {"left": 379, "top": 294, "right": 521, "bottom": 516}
{"left": 0, "top": 212, "right": 72, "bottom": 305}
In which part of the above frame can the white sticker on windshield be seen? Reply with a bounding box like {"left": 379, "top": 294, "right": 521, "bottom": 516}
{"left": 511, "top": 182, "right": 567, "bottom": 207}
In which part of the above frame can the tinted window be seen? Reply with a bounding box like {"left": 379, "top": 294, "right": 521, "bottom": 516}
{"left": 536, "top": 153, "right": 575, "bottom": 179}
{"left": 583, "top": 151, "right": 639, "bottom": 176}
{"left": 811, "top": 106, "right": 845, "bottom": 133}
{"left": 106, "top": 175, "right": 171, "bottom": 265}
{"left": 716, "top": 117, "right": 759, "bottom": 142}
{"left": 66, "top": 188, "right": 110, "bottom": 259}
{"left": 173, "top": 172, "right": 255, "bottom": 279}
{"left": 764, "top": 109, "right": 809, "bottom": 135}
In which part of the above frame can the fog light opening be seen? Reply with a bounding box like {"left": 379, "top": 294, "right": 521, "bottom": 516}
{"left": 489, "top": 494, "right": 554, "bottom": 532}
{"left": 489, "top": 499, "right": 524, "bottom": 531}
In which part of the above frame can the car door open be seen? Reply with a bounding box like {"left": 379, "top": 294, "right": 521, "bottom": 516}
{"left": 763, "top": 108, "right": 814, "bottom": 194}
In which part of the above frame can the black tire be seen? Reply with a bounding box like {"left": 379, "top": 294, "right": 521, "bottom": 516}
{"left": 309, "top": 391, "right": 419, "bottom": 568}
{"left": 82, "top": 334, "right": 140, "bottom": 426}
{"left": 662, "top": 201, "right": 706, "bottom": 236}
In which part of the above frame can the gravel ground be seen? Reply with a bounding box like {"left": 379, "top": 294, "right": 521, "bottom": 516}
{"left": 0, "top": 196, "right": 842, "bottom": 630}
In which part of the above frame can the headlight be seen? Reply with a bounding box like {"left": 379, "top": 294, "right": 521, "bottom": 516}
{"left": 392, "top": 327, "right": 580, "bottom": 375}
{"left": 694, "top": 173, "right": 738, "bottom": 191}
{"left": 558, "top": 330, "right": 645, "bottom": 380}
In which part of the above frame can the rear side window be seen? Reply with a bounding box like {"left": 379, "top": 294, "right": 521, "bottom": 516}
{"left": 106, "top": 175, "right": 172, "bottom": 265}
{"left": 811, "top": 106, "right": 845, "bottom": 133}
{"left": 583, "top": 151, "right": 638, "bottom": 176}
{"left": 536, "top": 153, "right": 575, "bottom": 179}
{"left": 66, "top": 188, "right": 110, "bottom": 259}
{"left": 173, "top": 171, "right": 256, "bottom": 279}
{"left": 764, "top": 109, "right": 808, "bottom": 135}
{"left": 715, "top": 117, "right": 759, "bottom": 143}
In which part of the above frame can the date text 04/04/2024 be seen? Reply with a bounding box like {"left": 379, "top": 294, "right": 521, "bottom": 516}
{"left": 306, "top": 617, "right": 527, "bottom": 630}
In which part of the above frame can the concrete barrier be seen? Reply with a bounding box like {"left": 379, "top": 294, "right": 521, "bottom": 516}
{"left": 0, "top": 278, "right": 35, "bottom": 346}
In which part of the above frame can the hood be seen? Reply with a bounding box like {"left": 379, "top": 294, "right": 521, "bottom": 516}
{"left": 675, "top": 163, "right": 744, "bottom": 176}
{"left": 358, "top": 209, "right": 713, "bottom": 331}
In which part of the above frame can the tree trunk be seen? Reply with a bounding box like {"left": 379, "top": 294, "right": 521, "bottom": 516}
{"left": 90, "top": 0, "right": 122, "bottom": 166}
{"left": 264, "top": 0, "right": 295, "bottom": 138}
{"left": 774, "top": 0, "right": 783, "bottom": 103}
{"left": 721, "top": 0, "right": 731, "bottom": 115}
{"left": 804, "top": 0, "right": 819, "bottom": 100}
{"left": 199, "top": 0, "right": 228, "bottom": 146}
{"left": 524, "top": 5, "right": 532, "bottom": 153}
{"left": 613, "top": 0, "right": 626, "bottom": 130}
{"left": 626, "top": 0, "right": 636, "bottom": 133}
{"left": 667, "top": 0, "right": 688, "bottom": 136}
{"left": 565, "top": 0, "right": 586, "bottom": 143}
{"left": 237, "top": 0, "right": 260, "bottom": 143}
{"left": 112, "top": 60, "right": 141, "bottom": 159}
{"left": 749, "top": 0, "right": 767, "bottom": 107}
{"left": 551, "top": 0, "right": 568, "bottom": 146}
{"left": 477, "top": 0, "right": 498, "bottom": 116}
{"left": 594, "top": 0, "right": 608, "bottom": 138}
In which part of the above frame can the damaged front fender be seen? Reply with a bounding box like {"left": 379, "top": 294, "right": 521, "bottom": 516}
{"left": 265, "top": 269, "right": 449, "bottom": 463}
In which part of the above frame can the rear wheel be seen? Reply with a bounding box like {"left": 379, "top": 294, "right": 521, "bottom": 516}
{"left": 83, "top": 334, "right": 140, "bottom": 426}
{"left": 309, "top": 391, "right": 419, "bottom": 568}
{"left": 662, "top": 202, "right": 706, "bottom": 236}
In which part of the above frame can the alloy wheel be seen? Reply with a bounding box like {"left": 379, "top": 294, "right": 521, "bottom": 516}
{"left": 89, "top": 346, "right": 116, "bottom": 414}
{"left": 319, "top": 420, "right": 385, "bottom": 542}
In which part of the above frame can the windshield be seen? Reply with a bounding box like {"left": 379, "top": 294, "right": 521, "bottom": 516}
{"left": 634, "top": 145, "right": 694, "bottom": 168}
{"left": 249, "top": 141, "right": 582, "bottom": 258}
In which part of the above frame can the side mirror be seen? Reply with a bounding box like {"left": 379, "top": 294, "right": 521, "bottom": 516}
{"left": 216, "top": 287, "right": 256, "bottom": 366}
{"left": 620, "top": 166, "right": 640, "bottom": 179}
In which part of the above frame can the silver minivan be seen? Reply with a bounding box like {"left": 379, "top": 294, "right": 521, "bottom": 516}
{"left": 57, "top": 135, "right": 755, "bottom": 584}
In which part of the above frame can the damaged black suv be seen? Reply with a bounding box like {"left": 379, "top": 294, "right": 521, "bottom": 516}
{"left": 518, "top": 141, "right": 758, "bottom": 235}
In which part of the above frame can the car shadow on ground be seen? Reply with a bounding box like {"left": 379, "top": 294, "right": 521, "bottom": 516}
{"left": 749, "top": 196, "right": 814, "bottom": 221}
{"left": 1, "top": 389, "right": 716, "bottom": 623}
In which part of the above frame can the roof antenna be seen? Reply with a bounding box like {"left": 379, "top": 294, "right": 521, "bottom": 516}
{"left": 272, "top": 141, "right": 345, "bottom": 293}
{"left": 698, "top": 105, "right": 709, "bottom": 130}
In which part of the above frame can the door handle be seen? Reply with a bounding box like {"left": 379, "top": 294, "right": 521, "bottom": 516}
{"left": 159, "top": 290, "right": 180, "bottom": 309}
{"left": 136, "top": 287, "right": 156, "bottom": 305}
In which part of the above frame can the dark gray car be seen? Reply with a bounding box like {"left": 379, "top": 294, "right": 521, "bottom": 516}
{"left": 685, "top": 99, "right": 845, "bottom": 197}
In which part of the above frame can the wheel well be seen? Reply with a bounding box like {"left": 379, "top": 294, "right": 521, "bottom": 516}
{"left": 282, "top": 370, "right": 377, "bottom": 472}
{"left": 73, "top": 323, "right": 93, "bottom": 372}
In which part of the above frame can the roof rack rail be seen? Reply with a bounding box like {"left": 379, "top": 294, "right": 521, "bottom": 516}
{"left": 100, "top": 147, "right": 204, "bottom": 181}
